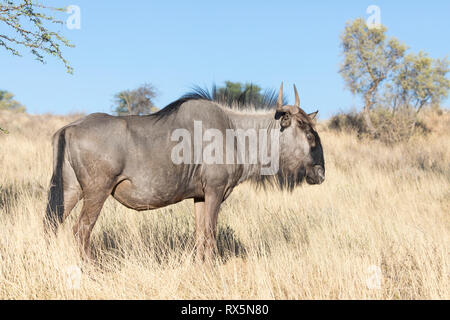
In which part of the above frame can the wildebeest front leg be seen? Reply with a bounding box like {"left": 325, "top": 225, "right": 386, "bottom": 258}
{"left": 194, "top": 198, "right": 206, "bottom": 261}
{"left": 194, "top": 188, "right": 224, "bottom": 262}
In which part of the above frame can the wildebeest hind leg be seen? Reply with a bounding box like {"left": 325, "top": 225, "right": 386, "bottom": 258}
{"left": 62, "top": 187, "right": 81, "bottom": 221}
{"left": 62, "top": 163, "right": 82, "bottom": 221}
{"left": 73, "top": 188, "right": 111, "bottom": 260}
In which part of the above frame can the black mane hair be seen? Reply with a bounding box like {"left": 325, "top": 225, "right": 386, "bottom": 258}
{"left": 182, "top": 84, "right": 289, "bottom": 110}
{"left": 152, "top": 83, "right": 289, "bottom": 121}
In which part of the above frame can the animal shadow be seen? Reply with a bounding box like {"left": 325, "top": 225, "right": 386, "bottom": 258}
{"left": 216, "top": 226, "right": 247, "bottom": 262}
{"left": 93, "top": 223, "right": 247, "bottom": 264}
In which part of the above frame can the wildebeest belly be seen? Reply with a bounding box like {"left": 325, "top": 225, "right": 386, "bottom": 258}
{"left": 111, "top": 177, "right": 200, "bottom": 211}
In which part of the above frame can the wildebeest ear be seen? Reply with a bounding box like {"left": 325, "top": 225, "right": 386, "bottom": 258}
{"left": 308, "top": 111, "right": 319, "bottom": 120}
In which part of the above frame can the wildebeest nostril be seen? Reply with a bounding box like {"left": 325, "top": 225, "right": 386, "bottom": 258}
{"left": 316, "top": 166, "right": 325, "bottom": 182}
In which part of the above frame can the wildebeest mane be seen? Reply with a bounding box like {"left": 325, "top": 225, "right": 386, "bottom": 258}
{"left": 150, "top": 97, "right": 191, "bottom": 122}
{"left": 184, "top": 84, "right": 289, "bottom": 110}
{"left": 152, "top": 84, "right": 289, "bottom": 121}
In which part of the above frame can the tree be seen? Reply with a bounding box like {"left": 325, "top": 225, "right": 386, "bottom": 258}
{"left": 191, "top": 81, "right": 289, "bottom": 109}
{"left": 113, "top": 84, "right": 158, "bottom": 116}
{"left": 339, "top": 18, "right": 407, "bottom": 135}
{"left": 0, "top": 90, "right": 25, "bottom": 133}
{"left": 215, "top": 81, "right": 267, "bottom": 108}
{"left": 0, "top": 90, "right": 26, "bottom": 112}
{"left": 0, "top": 0, "right": 74, "bottom": 73}
{"left": 393, "top": 52, "right": 449, "bottom": 112}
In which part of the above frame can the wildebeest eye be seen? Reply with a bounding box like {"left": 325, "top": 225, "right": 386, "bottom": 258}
{"left": 306, "top": 133, "right": 314, "bottom": 143}
{"left": 280, "top": 114, "right": 292, "bottom": 128}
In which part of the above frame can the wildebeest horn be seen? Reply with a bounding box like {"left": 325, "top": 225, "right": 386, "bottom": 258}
{"left": 276, "top": 82, "right": 299, "bottom": 114}
{"left": 276, "top": 82, "right": 284, "bottom": 110}
{"left": 294, "top": 84, "right": 300, "bottom": 108}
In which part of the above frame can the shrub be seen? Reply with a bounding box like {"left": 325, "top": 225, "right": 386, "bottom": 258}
{"left": 328, "top": 110, "right": 367, "bottom": 135}
{"left": 370, "top": 107, "right": 430, "bottom": 144}
{"left": 328, "top": 107, "right": 430, "bottom": 144}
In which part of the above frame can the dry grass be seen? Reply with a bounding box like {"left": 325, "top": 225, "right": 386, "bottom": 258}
{"left": 0, "top": 109, "right": 449, "bottom": 299}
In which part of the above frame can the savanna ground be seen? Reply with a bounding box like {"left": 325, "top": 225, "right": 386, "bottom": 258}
{"left": 0, "top": 109, "right": 448, "bottom": 299}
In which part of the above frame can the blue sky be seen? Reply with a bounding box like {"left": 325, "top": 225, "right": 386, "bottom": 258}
{"left": 1, "top": 0, "right": 449, "bottom": 118}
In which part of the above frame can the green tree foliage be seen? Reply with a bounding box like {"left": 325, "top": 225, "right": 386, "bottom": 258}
{"left": 113, "top": 84, "right": 158, "bottom": 116}
{"left": 215, "top": 81, "right": 269, "bottom": 107}
{"left": 339, "top": 18, "right": 449, "bottom": 138}
{"left": 0, "top": 90, "right": 26, "bottom": 112}
{"left": 339, "top": 18, "right": 407, "bottom": 134}
{"left": 0, "top": 0, "right": 74, "bottom": 73}
{"left": 0, "top": 90, "right": 25, "bottom": 133}
{"left": 392, "top": 52, "right": 450, "bottom": 112}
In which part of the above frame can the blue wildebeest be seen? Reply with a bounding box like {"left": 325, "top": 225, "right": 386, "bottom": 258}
{"left": 45, "top": 83, "right": 325, "bottom": 260}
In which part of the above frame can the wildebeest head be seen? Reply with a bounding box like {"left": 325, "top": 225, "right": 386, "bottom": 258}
{"left": 275, "top": 83, "right": 325, "bottom": 185}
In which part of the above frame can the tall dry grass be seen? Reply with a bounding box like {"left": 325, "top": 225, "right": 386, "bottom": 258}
{"left": 0, "top": 109, "right": 449, "bottom": 299}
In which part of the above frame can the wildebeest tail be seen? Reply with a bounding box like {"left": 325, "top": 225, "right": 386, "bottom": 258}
{"left": 45, "top": 129, "right": 66, "bottom": 232}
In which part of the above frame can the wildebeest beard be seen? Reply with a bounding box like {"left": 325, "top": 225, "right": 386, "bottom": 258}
{"left": 252, "top": 165, "right": 307, "bottom": 192}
